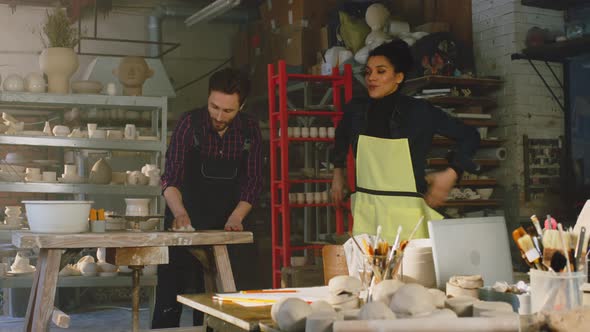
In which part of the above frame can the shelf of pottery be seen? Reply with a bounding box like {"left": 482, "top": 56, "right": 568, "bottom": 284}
{"left": 0, "top": 91, "right": 167, "bottom": 232}
{"left": 404, "top": 75, "right": 505, "bottom": 217}
{"left": 523, "top": 135, "right": 562, "bottom": 202}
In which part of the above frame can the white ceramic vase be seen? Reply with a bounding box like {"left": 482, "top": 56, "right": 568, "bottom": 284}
{"left": 39, "top": 47, "right": 79, "bottom": 94}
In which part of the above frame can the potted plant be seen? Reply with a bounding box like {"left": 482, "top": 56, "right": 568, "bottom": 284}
{"left": 38, "top": 7, "right": 79, "bottom": 94}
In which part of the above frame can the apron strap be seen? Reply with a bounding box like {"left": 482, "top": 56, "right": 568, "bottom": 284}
{"left": 354, "top": 186, "right": 424, "bottom": 198}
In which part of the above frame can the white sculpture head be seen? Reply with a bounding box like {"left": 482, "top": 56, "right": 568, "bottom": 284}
{"left": 365, "top": 3, "right": 391, "bottom": 31}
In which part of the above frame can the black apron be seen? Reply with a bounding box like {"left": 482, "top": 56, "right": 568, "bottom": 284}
{"left": 164, "top": 110, "right": 251, "bottom": 230}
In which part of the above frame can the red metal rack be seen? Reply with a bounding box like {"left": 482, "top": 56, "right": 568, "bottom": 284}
{"left": 268, "top": 60, "right": 353, "bottom": 288}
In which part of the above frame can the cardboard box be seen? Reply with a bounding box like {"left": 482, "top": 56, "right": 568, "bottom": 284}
{"left": 272, "top": 26, "right": 323, "bottom": 70}
{"left": 273, "top": 0, "right": 338, "bottom": 29}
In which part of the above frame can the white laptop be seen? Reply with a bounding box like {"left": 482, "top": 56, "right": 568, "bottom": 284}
{"left": 428, "top": 216, "right": 514, "bottom": 289}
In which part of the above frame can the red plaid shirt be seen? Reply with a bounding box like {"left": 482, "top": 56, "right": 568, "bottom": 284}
{"left": 162, "top": 109, "right": 263, "bottom": 205}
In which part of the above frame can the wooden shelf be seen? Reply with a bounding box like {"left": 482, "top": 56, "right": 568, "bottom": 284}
{"left": 442, "top": 199, "right": 501, "bottom": 207}
{"left": 432, "top": 138, "right": 503, "bottom": 147}
{"left": 427, "top": 158, "right": 500, "bottom": 167}
{"left": 425, "top": 96, "right": 497, "bottom": 108}
{"left": 521, "top": 0, "right": 588, "bottom": 10}
{"left": 514, "top": 35, "right": 590, "bottom": 62}
{"left": 402, "top": 75, "right": 503, "bottom": 95}
{"left": 457, "top": 179, "right": 498, "bottom": 186}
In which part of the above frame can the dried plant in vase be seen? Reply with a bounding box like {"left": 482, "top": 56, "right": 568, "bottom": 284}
{"left": 38, "top": 7, "right": 80, "bottom": 94}
{"left": 40, "top": 7, "right": 79, "bottom": 48}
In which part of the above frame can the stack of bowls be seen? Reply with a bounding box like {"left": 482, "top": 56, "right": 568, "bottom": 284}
{"left": 401, "top": 238, "right": 436, "bottom": 288}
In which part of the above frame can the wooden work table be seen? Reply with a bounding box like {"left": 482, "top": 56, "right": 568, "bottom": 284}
{"left": 12, "top": 230, "right": 253, "bottom": 332}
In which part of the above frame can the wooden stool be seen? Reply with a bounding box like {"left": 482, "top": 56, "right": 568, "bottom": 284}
{"left": 322, "top": 245, "right": 349, "bottom": 285}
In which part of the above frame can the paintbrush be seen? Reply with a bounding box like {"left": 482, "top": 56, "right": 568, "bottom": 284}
{"left": 373, "top": 225, "right": 382, "bottom": 254}
{"left": 513, "top": 227, "right": 543, "bottom": 270}
{"left": 530, "top": 215, "right": 544, "bottom": 239}
{"left": 383, "top": 225, "right": 402, "bottom": 280}
{"left": 400, "top": 216, "right": 424, "bottom": 251}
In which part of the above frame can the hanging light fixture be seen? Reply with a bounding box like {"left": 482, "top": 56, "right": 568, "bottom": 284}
{"left": 185, "top": 0, "right": 242, "bottom": 26}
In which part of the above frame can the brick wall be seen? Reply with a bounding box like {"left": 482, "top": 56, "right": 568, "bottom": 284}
{"left": 472, "top": 0, "right": 565, "bottom": 225}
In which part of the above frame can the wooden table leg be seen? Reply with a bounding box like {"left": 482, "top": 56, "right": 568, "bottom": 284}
{"left": 212, "top": 245, "right": 236, "bottom": 293}
{"left": 129, "top": 265, "right": 143, "bottom": 332}
{"left": 23, "top": 250, "right": 46, "bottom": 332}
{"left": 31, "top": 249, "right": 62, "bottom": 332}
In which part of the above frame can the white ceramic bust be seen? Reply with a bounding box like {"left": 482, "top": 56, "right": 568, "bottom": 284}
{"left": 113, "top": 56, "right": 154, "bottom": 96}
{"left": 365, "top": 3, "right": 391, "bottom": 46}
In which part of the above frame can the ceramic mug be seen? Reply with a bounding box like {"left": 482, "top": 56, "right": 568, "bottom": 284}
{"left": 296, "top": 193, "right": 305, "bottom": 205}
{"left": 287, "top": 127, "right": 294, "bottom": 138}
{"left": 25, "top": 173, "right": 42, "bottom": 182}
{"left": 64, "top": 164, "right": 77, "bottom": 176}
{"left": 327, "top": 127, "right": 336, "bottom": 138}
{"left": 321, "top": 191, "right": 329, "bottom": 203}
{"left": 301, "top": 127, "right": 310, "bottom": 138}
{"left": 90, "top": 129, "right": 106, "bottom": 139}
{"left": 305, "top": 192, "right": 314, "bottom": 204}
{"left": 292, "top": 127, "right": 301, "bottom": 138}
{"left": 309, "top": 127, "right": 318, "bottom": 138}
{"left": 288, "top": 193, "right": 296, "bottom": 204}
{"left": 314, "top": 192, "right": 322, "bottom": 204}
{"left": 87, "top": 123, "right": 97, "bottom": 137}
{"left": 124, "top": 124, "right": 136, "bottom": 140}
{"left": 318, "top": 127, "right": 327, "bottom": 138}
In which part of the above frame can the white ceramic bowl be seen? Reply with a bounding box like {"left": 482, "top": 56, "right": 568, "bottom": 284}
{"left": 23, "top": 200, "right": 93, "bottom": 233}
{"left": 476, "top": 188, "right": 494, "bottom": 200}
{"left": 24, "top": 73, "right": 46, "bottom": 93}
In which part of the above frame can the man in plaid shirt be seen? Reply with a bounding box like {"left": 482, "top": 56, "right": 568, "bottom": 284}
{"left": 152, "top": 68, "right": 262, "bottom": 328}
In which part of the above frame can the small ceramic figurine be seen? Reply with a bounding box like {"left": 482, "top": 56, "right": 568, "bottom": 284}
{"left": 113, "top": 56, "right": 154, "bottom": 96}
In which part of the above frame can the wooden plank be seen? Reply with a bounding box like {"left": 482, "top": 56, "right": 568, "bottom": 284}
{"left": 213, "top": 245, "right": 236, "bottom": 293}
{"left": 51, "top": 307, "right": 70, "bottom": 328}
{"left": 0, "top": 275, "right": 158, "bottom": 288}
{"left": 187, "top": 248, "right": 217, "bottom": 292}
{"left": 105, "top": 247, "right": 168, "bottom": 266}
{"left": 177, "top": 293, "right": 270, "bottom": 331}
{"left": 12, "top": 231, "right": 253, "bottom": 249}
{"left": 32, "top": 249, "right": 62, "bottom": 332}
{"left": 23, "top": 249, "right": 45, "bottom": 332}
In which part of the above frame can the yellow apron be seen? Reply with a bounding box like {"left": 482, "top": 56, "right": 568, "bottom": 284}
{"left": 351, "top": 135, "right": 443, "bottom": 243}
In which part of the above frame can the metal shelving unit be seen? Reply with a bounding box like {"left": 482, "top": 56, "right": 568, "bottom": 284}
{"left": 268, "top": 60, "right": 352, "bottom": 288}
{"left": 0, "top": 92, "right": 167, "bottom": 210}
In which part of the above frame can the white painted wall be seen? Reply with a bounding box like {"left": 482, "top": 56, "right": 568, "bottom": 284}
{"left": 472, "top": 0, "right": 565, "bottom": 218}
{"left": 0, "top": 4, "right": 239, "bottom": 117}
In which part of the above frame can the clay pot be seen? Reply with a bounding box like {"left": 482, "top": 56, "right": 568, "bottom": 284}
{"left": 89, "top": 158, "right": 112, "bottom": 184}
{"left": 39, "top": 48, "right": 79, "bottom": 94}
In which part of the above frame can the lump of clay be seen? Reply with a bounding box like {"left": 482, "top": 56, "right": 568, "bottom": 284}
{"left": 445, "top": 296, "right": 477, "bottom": 317}
{"left": 372, "top": 279, "right": 405, "bottom": 304}
{"left": 428, "top": 288, "right": 447, "bottom": 309}
{"left": 328, "top": 276, "right": 362, "bottom": 296}
{"left": 421, "top": 308, "right": 458, "bottom": 319}
{"left": 89, "top": 158, "right": 112, "bottom": 184}
{"left": 305, "top": 312, "right": 339, "bottom": 332}
{"left": 327, "top": 294, "right": 359, "bottom": 310}
{"left": 311, "top": 300, "right": 336, "bottom": 315}
{"left": 390, "top": 284, "right": 435, "bottom": 316}
{"left": 358, "top": 301, "right": 396, "bottom": 320}
{"left": 10, "top": 252, "right": 36, "bottom": 273}
{"left": 272, "top": 298, "right": 312, "bottom": 332}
